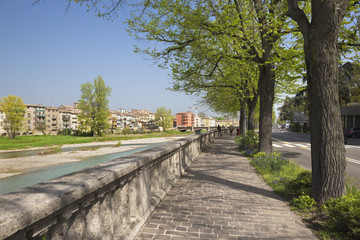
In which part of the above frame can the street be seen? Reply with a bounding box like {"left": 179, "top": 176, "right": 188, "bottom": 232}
{"left": 272, "top": 130, "right": 360, "bottom": 180}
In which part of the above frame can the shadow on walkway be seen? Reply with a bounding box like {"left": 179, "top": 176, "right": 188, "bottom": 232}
{"left": 136, "top": 134, "right": 317, "bottom": 240}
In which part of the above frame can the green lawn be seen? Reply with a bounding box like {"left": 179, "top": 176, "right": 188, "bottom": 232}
{"left": 0, "top": 131, "right": 192, "bottom": 150}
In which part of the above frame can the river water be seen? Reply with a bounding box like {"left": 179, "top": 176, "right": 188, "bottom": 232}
{"left": 0, "top": 142, "right": 165, "bottom": 195}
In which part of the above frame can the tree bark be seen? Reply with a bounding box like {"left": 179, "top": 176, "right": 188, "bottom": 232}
{"left": 258, "top": 63, "right": 275, "bottom": 154}
{"left": 240, "top": 106, "right": 247, "bottom": 135}
{"left": 287, "top": 0, "right": 349, "bottom": 204}
{"left": 239, "top": 100, "right": 247, "bottom": 136}
{"left": 246, "top": 93, "right": 258, "bottom": 131}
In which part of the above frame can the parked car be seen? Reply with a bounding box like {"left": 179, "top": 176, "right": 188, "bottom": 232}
{"left": 347, "top": 127, "right": 360, "bottom": 138}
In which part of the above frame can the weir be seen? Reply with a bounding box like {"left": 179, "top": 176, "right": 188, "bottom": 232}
{"left": 0, "top": 131, "right": 218, "bottom": 240}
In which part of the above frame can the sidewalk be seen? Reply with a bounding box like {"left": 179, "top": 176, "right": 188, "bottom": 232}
{"left": 135, "top": 134, "right": 317, "bottom": 240}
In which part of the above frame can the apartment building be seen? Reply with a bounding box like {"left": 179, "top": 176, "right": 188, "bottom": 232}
{"left": 108, "top": 110, "right": 118, "bottom": 132}
{"left": 45, "top": 106, "right": 59, "bottom": 135}
{"left": 194, "top": 115, "right": 203, "bottom": 127}
{"left": 176, "top": 112, "right": 195, "bottom": 127}
{"left": 58, "top": 105, "right": 79, "bottom": 131}
{"left": 26, "top": 104, "right": 46, "bottom": 134}
{"left": 130, "top": 109, "right": 155, "bottom": 123}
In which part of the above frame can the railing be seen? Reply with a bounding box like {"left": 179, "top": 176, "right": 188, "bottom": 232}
{"left": 0, "top": 130, "right": 218, "bottom": 240}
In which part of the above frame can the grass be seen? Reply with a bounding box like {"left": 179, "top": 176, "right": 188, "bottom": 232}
{"left": 0, "top": 130, "right": 192, "bottom": 150}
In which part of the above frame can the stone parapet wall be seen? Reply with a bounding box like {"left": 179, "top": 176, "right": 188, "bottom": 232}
{"left": 0, "top": 131, "right": 217, "bottom": 240}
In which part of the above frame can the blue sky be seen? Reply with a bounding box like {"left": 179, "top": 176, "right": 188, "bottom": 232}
{"left": 0, "top": 1, "right": 215, "bottom": 115}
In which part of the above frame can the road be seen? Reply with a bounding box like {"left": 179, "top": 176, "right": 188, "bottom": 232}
{"left": 272, "top": 130, "right": 360, "bottom": 180}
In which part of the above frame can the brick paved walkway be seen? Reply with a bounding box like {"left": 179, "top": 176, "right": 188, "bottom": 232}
{"left": 135, "top": 134, "right": 317, "bottom": 240}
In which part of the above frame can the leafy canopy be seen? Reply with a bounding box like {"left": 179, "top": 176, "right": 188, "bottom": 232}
{"left": 0, "top": 95, "right": 27, "bottom": 139}
{"left": 78, "top": 75, "right": 112, "bottom": 137}
{"left": 155, "top": 106, "right": 173, "bottom": 131}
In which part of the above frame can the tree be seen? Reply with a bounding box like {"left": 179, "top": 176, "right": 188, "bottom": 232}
{"left": 287, "top": 0, "right": 360, "bottom": 204}
{"left": 155, "top": 107, "right": 173, "bottom": 131}
{"left": 36, "top": 122, "right": 51, "bottom": 135}
{"left": 66, "top": 0, "right": 304, "bottom": 154}
{"left": 339, "top": 61, "right": 360, "bottom": 105}
{"left": 0, "top": 95, "right": 26, "bottom": 139}
{"left": 126, "top": 0, "right": 305, "bottom": 153}
{"left": 78, "top": 75, "right": 112, "bottom": 137}
{"left": 172, "top": 56, "right": 260, "bottom": 134}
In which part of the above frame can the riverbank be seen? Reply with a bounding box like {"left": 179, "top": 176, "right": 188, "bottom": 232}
{"left": 0, "top": 137, "right": 185, "bottom": 179}
{"left": 0, "top": 131, "right": 192, "bottom": 150}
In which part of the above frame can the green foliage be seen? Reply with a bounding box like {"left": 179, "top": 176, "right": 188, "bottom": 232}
{"left": 125, "top": 0, "right": 303, "bottom": 133}
{"left": 234, "top": 130, "right": 259, "bottom": 154}
{"left": 155, "top": 106, "right": 173, "bottom": 131}
{"left": 0, "top": 95, "right": 27, "bottom": 139}
{"left": 278, "top": 95, "right": 308, "bottom": 123}
{"left": 251, "top": 152, "right": 288, "bottom": 172}
{"left": 339, "top": 61, "right": 360, "bottom": 105}
{"left": 292, "top": 194, "right": 316, "bottom": 211}
{"left": 250, "top": 152, "right": 311, "bottom": 201}
{"left": 286, "top": 171, "right": 312, "bottom": 197}
{"left": 322, "top": 193, "right": 360, "bottom": 239}
{"left": 78, "top": 75, "right": 112, "bottom": 137}
{"left": 58, "top": 129, "right": 72, "bottom": 135}
{"left": 121, "top": 126, "right": 131, "bottom": 135}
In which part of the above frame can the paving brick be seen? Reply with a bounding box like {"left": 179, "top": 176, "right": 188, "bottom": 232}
{"left": 135, "top": 135, "right": 317, "bottom": 240}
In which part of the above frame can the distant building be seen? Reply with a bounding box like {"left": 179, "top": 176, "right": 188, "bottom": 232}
{"left": 130, "top": 109, "right": 155, "bottom": 123}
{"left": 216, "top": 119, "right": 237, "bottom": 127}
{"left": 194, "top": 115, "right": 202, "bottom": 127}
{"left": 26, "top": 104, "right": 46, "bottom": 134}
{"left": 341, "top": 102, "right": 360, "bottom": 129}
{"left": 58, "top": 104, "right": 79, "bottom": 132}
{"left": 176, "top": 112, "right": 195, "bottom": 127}
{"left": 203, "top": 117, "right": 216, "bottom": 128}
{"left": 45, "top": 106, "right": 59, "bottom": 135}
{"left": 108, "top": 110, "right": 118, "bottom": 132}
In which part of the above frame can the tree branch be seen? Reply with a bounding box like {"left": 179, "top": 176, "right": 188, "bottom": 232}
{"left": 286, "top": 0, "right": 310, "bottom": 39}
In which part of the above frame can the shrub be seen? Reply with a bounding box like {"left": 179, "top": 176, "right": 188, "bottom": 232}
{"left": 292, "top": 194, "right": 316, "bottom": 211}
{"left": 57, "top": 129, "right": 72, "bottom": 135}
{"left": 234, "top": 130, "right": 259, "bottom": 154}
{"left": 322, "top": 194, "right": 360, "bottom": 239}
{"left": 251, "top": 152, "right": 287, "bottom": 172}
{"left": 290, "top": 123, "right": 301, "bottom": 132}
{"left": 122, "top": 127, "right": 131, "bottom": 135}
{"left": 286, "top": 171, "right": 312, "bottom": 196}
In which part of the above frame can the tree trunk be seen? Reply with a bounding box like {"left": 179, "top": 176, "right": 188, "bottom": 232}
{"left": 240, "top": 106, "right": 247, "bottom": 135}
{"left": 287, "top": 0, "right": 349, "bottom": 204}
{"left": 246, "top": 93, "right": 258, "bottom": 131}
{"left": 258, "top": 64, "right": 275, "bottom": 154}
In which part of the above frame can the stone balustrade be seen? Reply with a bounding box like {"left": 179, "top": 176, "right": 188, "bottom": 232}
{"left": 0, "top": 131, "right": 217, "bottom": 240}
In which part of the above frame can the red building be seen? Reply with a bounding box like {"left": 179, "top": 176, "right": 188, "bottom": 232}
{"left": 176, "top": 112, "right": 195, "bottom": 127}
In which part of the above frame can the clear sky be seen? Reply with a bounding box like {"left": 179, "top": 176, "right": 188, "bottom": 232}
{"left": 0, "top": 1, "right": 215, "bottom": 116}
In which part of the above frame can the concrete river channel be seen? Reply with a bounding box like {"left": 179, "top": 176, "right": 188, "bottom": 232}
{"left": 0, "top": 137, "right": 183, "bottom": 195}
